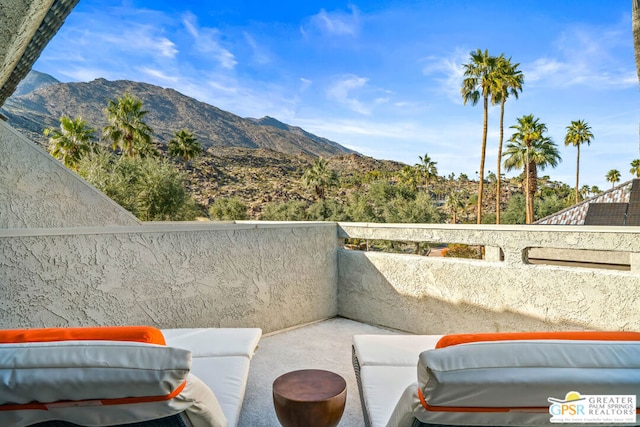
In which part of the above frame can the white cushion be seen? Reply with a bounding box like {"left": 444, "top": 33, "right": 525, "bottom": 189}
{"left": 360, "top": 365, "right": 416, "bottom": 427}
{"left": 386, "top": 384, "right": 421, "bottom": 427}
{"left": 0, "top": 340, "right": 227, "bottom": 427}
{"left": 419, "top": 339, "right": 640, "bottom": 407}
{"left": 163, "top": 328, "right": 262, "bottom": 427}
{"left": 415, "top": 340, "right": 640, "bottom": 426}
{"left": 353, "top": 335, "right": 442, "bottom": 367}
{"left": 191, "top": 357, "right": 250, "bottom": 427}
{"left": 162, "top": 328, "right": 262, "bottom": 358}
{"left": 180, "top": 374, "right": 227, "bottom": 427}
{"left": 353, "top": 335, "right": 442, "bottom": 427}
{"left": 0, "top": 341, "right": 189, "bottom": 405}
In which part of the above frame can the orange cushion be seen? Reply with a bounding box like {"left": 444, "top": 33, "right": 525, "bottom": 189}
{"left": 435, "top": 331, "right": 640, "bottom": 349}
{"left": 0, "top": 326, "right": 166, "bottom": 345}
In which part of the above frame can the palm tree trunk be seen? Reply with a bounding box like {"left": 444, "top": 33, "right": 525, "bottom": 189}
{"left": 575, "top": 145, "right": 580, "bottom": 204}
{"left": 496, "top": 98, "right": 505, "bottom": 224}
{"left": 634, "top": 0, "right": 640, "bottom": 83}
{"left": 527, "top": 160, "right": 537, "bottom": 223}
{"left": 524, "top": 142, "right": 531, "bottom": 224}
{"left": 478, "top": 95, "right": 489, "bottom": 224}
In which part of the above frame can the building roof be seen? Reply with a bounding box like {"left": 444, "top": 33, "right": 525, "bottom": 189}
{"left": 0, "top": 0, "right": 79, "bottom": 108}
{"left": 535, "top": 179, "right": 638, "bottom": 225}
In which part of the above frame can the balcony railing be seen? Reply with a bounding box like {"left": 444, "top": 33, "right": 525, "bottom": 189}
{"left": 337, "top": 222, "right": 640, "bottom": 334}
{"left": 1, "top": 221, "right": 639, "bottom": 334}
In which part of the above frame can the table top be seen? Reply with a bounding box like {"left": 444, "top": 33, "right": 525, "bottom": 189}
{"left": 273, "top": 369, "right": 346, "bottom": 402}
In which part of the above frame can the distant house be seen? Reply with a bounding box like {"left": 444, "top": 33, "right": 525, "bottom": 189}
{"left": 535, "top": 179, "right": 639, "bottom": 226}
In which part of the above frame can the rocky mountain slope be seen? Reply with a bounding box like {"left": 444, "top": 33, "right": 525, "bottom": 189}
{"left": 2, "top": 71, "right": 354, "bottom": 158}
{"left": 1, "top": 71, "right": 406, "bottom": 218}
{"left": 182, "top": 147, "right": 405, "bottom": 216}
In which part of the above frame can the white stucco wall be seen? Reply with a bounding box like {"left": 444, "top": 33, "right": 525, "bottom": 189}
{"left": 0, "top": 121, "right": 139, "bottom": 228}
{"left": 0, "top": 223, "right": 338, "bottom": 332}
{"left": 337, "top": 223, "right": 640, "bottom": 333}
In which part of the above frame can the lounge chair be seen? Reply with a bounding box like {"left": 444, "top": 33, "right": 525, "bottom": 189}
{"left": 0, "top": 326, "right": 262, "bottom": 427}
{"left": 352, "top": 332, "right": 640, "bottom": 427}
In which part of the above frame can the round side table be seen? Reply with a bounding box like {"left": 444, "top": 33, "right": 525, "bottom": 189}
{"left": 272, "top": 369, "right": 347, "bottom": 427}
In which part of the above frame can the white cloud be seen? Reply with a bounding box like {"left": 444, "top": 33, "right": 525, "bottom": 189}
{"left": 100, "top": 26, "right": 178, "bottom": 59}
{"left": 299, "top": 78, "right": 312, "bottom": 92}
{"left": 326, "top": 75, "right": 371, "bottom": 114}
{"left": 137, "top": 67, "right": 179, "bottom": 83}
{"left": 182, "top": 12, "right": 237, "bottom": 70}
{"left": 421, "top": 49, "right": 468, "bottom": 104}
{"left": 207, "top": 79, "right": 239, "bottom": 94}
{"left": 306, "top": 5, "right": 360, "bottom": 37}
{"left": 243, "top": 32, "right": 271, "bottom": 65}
{"left": 155, "top": 37, "right": 179, "bottom": 58}
{"left": 525, "top": 58, "right": 564, "bottom": 82}
{"left": 523, "top": 24, "right": 636, "bottom": 89}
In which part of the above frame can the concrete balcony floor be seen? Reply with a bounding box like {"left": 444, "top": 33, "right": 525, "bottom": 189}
{"left": 238, "top": 317, "right": 402, "bottom": 426}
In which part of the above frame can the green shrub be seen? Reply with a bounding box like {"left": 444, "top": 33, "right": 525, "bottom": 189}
{"left": 261, "top": 200, "right": 308, "bottom": 221}
{"left": 209, "top": 197, "right": 248, "bottom": 220}
{"left": 77, "top": 150, "right": 199, "bottom": 221}
{"left": 306, "top": 199, "right": 348, "bottom": 221}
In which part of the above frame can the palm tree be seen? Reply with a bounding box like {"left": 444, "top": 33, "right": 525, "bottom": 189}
{"left": 504, "top": 115, "right": 560, "bottom": 223}
{"left": 168, "top": 129, "right": 202, "bottom": 164}
{"left": 580, "top": 185, "right": 591, "bottom": 199}
{"left": 491, "top": 55, "right": 524, "bottom": 224}
{"left": 302, "top": 157, "right": 339, "bottom": 200}
{"left": 504, "top": 135, "right": 561, "bottom": 223}
{"left": 505, "top": 115, "right": 546, "bottom": 223}
{"left": 634, "top": 0, "right": 640, "bottom": 82}
{"left": 590, "top": 185, "right": 601, "bottom": 195}
{"left": 416, "top": 152, "right": 438, "bottom": 193}
{"left": 44, "top": 116, "right": 95, "bottom": 170}
{"left": 606, "top": 169, "right": 621, "bottom": 188}
{"left": 103, "top": 93, "right": 153, "bottom": 157}
{"left": 631, "top": 159, "right": 640, "bottom": 178}
{"left": 461, "top": 48, "right": 499, "bottom": 224}
{"left": 445, "top": 191, "right": 467, "bottom": 224}
{"left": 564, "top": 120, "right": 594, "bottom": 204}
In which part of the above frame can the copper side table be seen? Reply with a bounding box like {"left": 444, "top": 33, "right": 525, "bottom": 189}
{"left": 273, "top": 369, "right": 347, "bottom": 427}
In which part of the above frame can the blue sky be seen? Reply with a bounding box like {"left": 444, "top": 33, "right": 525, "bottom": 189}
{"left": 34, "top": 0, "right": 639, "bottom": 190}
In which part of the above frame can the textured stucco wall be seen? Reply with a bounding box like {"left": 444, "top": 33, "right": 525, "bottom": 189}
{"left": 0, "top": 121, "right": 140, "bottom": 228}
{"left": 0, "top": 223, "right": 337, "bottom": 332}
{"left": 0, "top": 0, "right": 53, "bottom": 91}
{"left": 337, "top": 223, "right": 640, "bottom": 333}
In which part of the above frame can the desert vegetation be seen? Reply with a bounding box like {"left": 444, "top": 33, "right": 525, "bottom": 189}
{"left": 43, "top": 87, "right": 615, "bottom": 226}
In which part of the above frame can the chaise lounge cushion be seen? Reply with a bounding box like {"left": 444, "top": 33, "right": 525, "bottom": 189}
{"left": 353, "top": 335, "right": 443, "bottom": 367}
{"left": 414, "top": 339, "right": 640, "bottom": 426}
{"left": 0, "top": 327, "right": 261, "bottom": 427}
{"left": 352, "top": 335, "right": 443, "bottom": 427}
{"left": 162, "top": 328, "right": 262, "bottom": 427}
{"left": 0, "top": 340, "right": 226, "bottom": 427}
{"left": 354, "top": 333, "right": 640, "bottom": 427}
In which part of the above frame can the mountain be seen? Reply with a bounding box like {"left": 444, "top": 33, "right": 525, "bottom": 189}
{"left": 1, "top": 72, "right": 355, "bottom": 158}
{"left": 11, "top": 70, "right": 60, "bottom": 97}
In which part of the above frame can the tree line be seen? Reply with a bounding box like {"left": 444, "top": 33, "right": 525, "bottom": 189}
{"left": 44, "top": 89, "right": 639, "bottom": 225}
{"left": 460, "top": 49, "right": 605, "bottom": 224}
